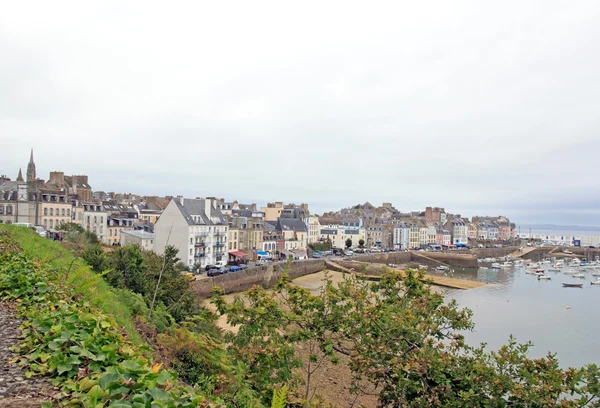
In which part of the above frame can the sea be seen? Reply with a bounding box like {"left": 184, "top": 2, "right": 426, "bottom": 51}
{"left": 434, "top": 266, "right": 600, "bottom": 369}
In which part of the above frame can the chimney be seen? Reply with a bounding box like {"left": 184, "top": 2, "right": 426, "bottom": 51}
{"left": 204, "top": 198, "right": 213, "bottom": 218}
{"left": 177, "top": 195, "right": 184, "bottom": 205}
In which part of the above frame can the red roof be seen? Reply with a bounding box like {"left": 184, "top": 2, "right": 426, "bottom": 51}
{"left": 228, "top": 251, "right": 247, "bottom": 258}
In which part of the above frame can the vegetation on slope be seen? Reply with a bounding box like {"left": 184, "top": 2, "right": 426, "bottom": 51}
{"left": 1, "top": 225, "right": 599, "bottom": 407}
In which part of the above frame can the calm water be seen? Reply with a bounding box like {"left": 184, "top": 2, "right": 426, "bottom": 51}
{"left": 432, "top": 267, "right": 600, "bottom": 369}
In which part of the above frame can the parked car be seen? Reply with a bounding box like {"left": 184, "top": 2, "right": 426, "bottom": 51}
{"left": 205, "top": 264, "right": 217, "bottom": 271}
{"left": 312, "top": 252, "right": 322, "bottom": 258}
{"left": 229, "top": 265, "right": 241, "bottom": 272}
{"left": 33, "top": 225, "right": 47, "bottom": 237}
{"left": 207, "top": 268, "right": 222, "bottom": 277}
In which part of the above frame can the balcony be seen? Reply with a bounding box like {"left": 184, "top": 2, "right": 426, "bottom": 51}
{"left": 214, "top": 231, "right": 226, "bottom": 237}
{"left": 194, "top": 242, "right": 206, "bottom": 247}
{"left": 194, "top": 253, "right": 205, "bottom": 258}
{"left": 196, "top": 232, "right": 209, "bottom": 237}
{"left": 215, "top": 242, "right": 225, "bottom": 247}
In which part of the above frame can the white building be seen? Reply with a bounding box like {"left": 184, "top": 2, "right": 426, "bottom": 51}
{"left": 393, "top": 224, "right": 410, "bottom": 250}
{"left": 153, "top": 197, "right": 228, "bottom": 269}
{"left": 81, "top": 202, "right": 108, "bottom": 243}
{"left": 120, "top": 229, "right": 154, "bottom": 251}
{"left": 305, "top": 215, "right": 321, "bottom": 245}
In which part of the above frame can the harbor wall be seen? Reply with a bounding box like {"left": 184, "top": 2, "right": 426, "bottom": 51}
{"left": 190, "top": 259, "right": 326, "bottom": 298}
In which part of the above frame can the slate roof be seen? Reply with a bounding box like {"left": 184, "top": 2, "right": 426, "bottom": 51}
{"left": 121, "top": 229, "right": 154, "bottom": 240}
{"left": 173, "top": 198, "right": 227, "bottom": 226}
{"left": 276, "top": 218, "right": 307, "bottom": 232}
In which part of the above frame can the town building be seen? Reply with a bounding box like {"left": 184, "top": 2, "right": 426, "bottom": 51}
{"left": 120, "top": 229, "right": 154, "bottom": 251}
{"left": 276, "top": 218, "right": 307, "bottom": 250}
{"left": 393, "top": 223, "right": 410, "bottom": 250}
{"left": 261, "top": 202, "right": 284, "bottom": 221}
{"left": 305, "top": 215, "right": 321, "bottom": 245}
{"left": 153, "top": 197, "right": 228, "bottom": 269}
{"left": 81, "top": 202, "right": 108, "bottom": 243}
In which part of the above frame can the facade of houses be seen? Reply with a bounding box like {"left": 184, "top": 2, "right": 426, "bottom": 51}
{"left": 365, "top": 226, "right": 384, "bottom": 247}
{"left": 393, "top": 224, "right": 410, "bottom": 250}
{"left": 261, "top": 202, "right": 284, "bottom": 221}
{"left": 444, "top": 219, "right": 469, "bottom": 245}
{"left": 276, "top": 218, "right": 307, "bottom": 250}
{"left": 120, "top": 229, "right": 154, "bottom": 251}
{"left": 305, "top": 215, "right": 321, "bottom": 245}
{"left": 81, "top": 202, "right": 108, "bottom": 243}
{"left": 153, "top": 197, "right": 229, "bottom": 269}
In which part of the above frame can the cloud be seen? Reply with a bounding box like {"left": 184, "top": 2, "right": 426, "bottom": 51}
{"left": 1, "top": 1, "right": 600, "bottom": 224}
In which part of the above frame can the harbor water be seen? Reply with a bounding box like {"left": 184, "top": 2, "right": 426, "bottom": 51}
{"left": 434, "top": 266, "right": 600, "bottom": 369}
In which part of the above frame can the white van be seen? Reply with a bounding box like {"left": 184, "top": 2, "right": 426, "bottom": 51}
{"left": 13, "top": 222, "right": 34, "bottom": 228}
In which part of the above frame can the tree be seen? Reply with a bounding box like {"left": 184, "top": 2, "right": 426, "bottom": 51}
{"left": 212, "top": 269, "right": 600, "bottom": 406}
{"left": 345, "top": 238, "right": 352, "bottom": 249}
{"left": 358, "top": 239, "right": 365, "bottom": 248}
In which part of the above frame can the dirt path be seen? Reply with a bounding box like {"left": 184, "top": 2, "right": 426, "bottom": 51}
{"left": 0, "top": 303, "right": 55, "bottom": 407}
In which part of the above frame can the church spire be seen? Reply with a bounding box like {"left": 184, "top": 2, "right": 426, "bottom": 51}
{"left": 16, "top": 168, "right": 24, "bottom": 182}
{"left": 26, "top": 148, "right": 36, "bottom": 182}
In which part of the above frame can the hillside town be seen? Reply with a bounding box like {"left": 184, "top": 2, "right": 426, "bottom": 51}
{"left": 0, "top": 150, "right": 521, "bottom": 271}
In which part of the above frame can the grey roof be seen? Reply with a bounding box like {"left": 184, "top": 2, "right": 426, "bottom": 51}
{"left": 344, "top": 229, "right": 359, "bottom": 234}
{"left": 174, "top": 198, "right": 227, "bottom": 226}
{"left": 121, "top": 230, "right": 154, "bottom": 239}
{"left": 276, "top": 218, "right": 307, "bottom": 232}
{"left": 320, "top": 229, "right": 337, "bottom": 235}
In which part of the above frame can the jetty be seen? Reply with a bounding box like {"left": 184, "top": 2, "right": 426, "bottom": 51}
{"left": 325, "top": 261, "right": 486, "bottom": 290}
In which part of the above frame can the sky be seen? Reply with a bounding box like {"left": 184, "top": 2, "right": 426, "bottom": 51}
{"left": 1, "top": 1, "right": 600, "bottom": 225}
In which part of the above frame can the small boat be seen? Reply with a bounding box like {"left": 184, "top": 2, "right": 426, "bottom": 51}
{"left": 590, "top": 280, "right": 600, "bottom": 285}
{"left": 537, "top": 275, "right": 551, "bottom": 280}
{"left": 418, "top": 264, "right": 428, "bottom": 270}
{"left": 490, "top": 263, "right": 501, "bottom": 269}
{"left": 547, "top": 268, "right": 561, "bottom": 272}
{"left": 592, "top": 272, "right": 600, "bottom": 277}
{"left": 572, "top": 273, "right": 585, "bottom": 278}
{"left": 534, "top": 269, "right": 545, "bottom": 274}
{"left": 562, "top": 283, "right": 583, "bottom": 288}
{"left": 436, "top": 265, "right": 449, "bottom": 271}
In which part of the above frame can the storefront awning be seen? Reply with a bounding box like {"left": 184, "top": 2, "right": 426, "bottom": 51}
{"left": 256, "top": 251, "right": 269, "bottom": 256}
{"left": 228, "top": 251, "right": 248, "bottom": 258}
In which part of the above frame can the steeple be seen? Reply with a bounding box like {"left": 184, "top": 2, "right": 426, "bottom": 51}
{"left": 26, "top": 148, "right": 36, "bottom": 182}
{"left": 16, "top": 168, "right": 24, "bottom": 182}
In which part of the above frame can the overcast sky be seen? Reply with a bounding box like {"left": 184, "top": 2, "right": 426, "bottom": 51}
{"left": 1, "top": 1, "right": 600, "bottom": 225}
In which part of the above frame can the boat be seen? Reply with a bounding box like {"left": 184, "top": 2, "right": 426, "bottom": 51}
{"left": 537, "top": 275, "right": 551, "bottom": 280}
{"left": 590, "top": 280, "right": 600, "bottom": 285}
{"left": 592, "top": 272, "right": 600, "bottom": 277}
{"left": 436, "top": 265, "right": 449, "bottom": 271}
{"left": 547, "top": 268, "right": 561, "bottom": 272}
{"left": 418, "top": 264, "right": 428, "bottom": 270}
{"left": 490, "top": 263, "right": 501, "bottom": 269}
{"left": 572, "top": 273, "right": 585, "bottom": 278}
{"left": 562, "top": 283, "right": 584, "bottom": 288}
{"left": 500, "top": 261, "right": 513, "bottom": 268}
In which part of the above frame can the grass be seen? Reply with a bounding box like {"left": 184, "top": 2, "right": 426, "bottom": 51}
{"left": 0, "top": 225, "right": 144, "bottom": 344}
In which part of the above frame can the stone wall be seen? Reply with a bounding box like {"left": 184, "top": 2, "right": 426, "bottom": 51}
{"left": 190, "top": 259, "right": 326, "bottom": 298}
{"left": 353, "top": 251, "right": 478, "bottom": 268}
{"left": 472, "top": 247, "right": 518, "bottom": 258}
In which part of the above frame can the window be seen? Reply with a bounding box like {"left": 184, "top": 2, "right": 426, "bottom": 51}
{"left": 44, "top": 208, "right": 48, "bottom": 216}
{"left": 190, "top": 238, "right": 193, "bottom": 245}
{"left": 94, "top": 216, "right": 97, "bottom": 223}
{"left": 67, "top": 209, "right": 70, "bottom": 216}
{"left": 50, "top": 208, "right": 54, "bottom": 216}
{"left": 50, "top": 220, "right": 53, "bottom": 228}
{"left": 62, "top": 208, "right": 65, "bottom": 216}
{"left": 190, "top": 249, "right": 193, "bottom": 255}
{"left": 100, "top": 216, "right": 103, "bottom": 223}
{"left": 6, "top": 206, "right": 12, "bottom": 215}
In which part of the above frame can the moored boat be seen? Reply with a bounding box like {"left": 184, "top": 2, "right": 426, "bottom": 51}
{"left": 537, "top": 275, "right": 551, "bottom": 280}
{"left": 562, "top": 283, "right": 584, "bottom": 288}
{"left": 490, "top": 263, "right": 501, "bottom": 269}
{"left": 573, "top": 273, "right": 585, "bottom": 278}
{"left": 590, "top": 280, "right": 600, "bottom": 285}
